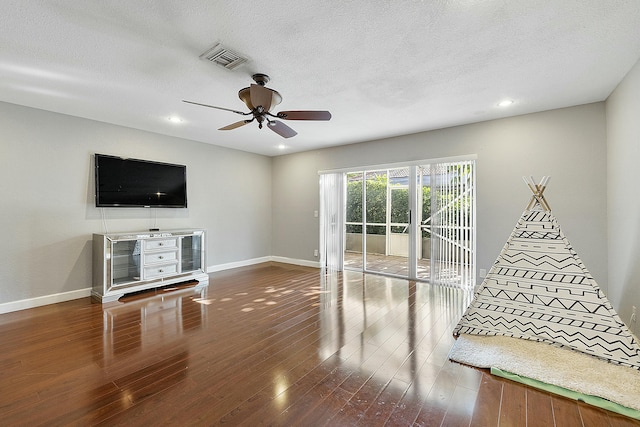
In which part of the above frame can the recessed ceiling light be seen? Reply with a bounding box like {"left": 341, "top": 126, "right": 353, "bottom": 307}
{"left": 498, "top": 100, "right": 514, "bottom": 107}
{"left": 278, "top": 144, "right": 286, "bottom": 150}
{"left": 168, "top": 116, "right": 183, "bottom": 123}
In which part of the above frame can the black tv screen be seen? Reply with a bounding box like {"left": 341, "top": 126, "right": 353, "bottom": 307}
{"left": 95, "top": 154, "right": 187, "bottom": 208}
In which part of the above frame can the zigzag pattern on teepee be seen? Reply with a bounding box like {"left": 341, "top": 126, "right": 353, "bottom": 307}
{"left": 454, "top": 177, "right": 640, "bottom": 370}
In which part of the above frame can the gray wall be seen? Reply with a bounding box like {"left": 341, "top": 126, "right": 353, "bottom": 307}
{"left": 0, "top": 99, "right": 620, "bottom": 319}
{"left": 0, "top": 101, "right": 272, "bottom": 305}
{"left": 607, "top": 57, "right": 640, "bottom": 331}
{"left": 272, "top": 103, "right": 608, "bottom": 295}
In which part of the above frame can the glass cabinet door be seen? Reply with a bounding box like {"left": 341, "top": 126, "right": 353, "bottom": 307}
{"left": 180, "top": 234, "right": 203, "bottom": 273}
{"left": 110, "top": 239, "right": 141, "bottom": 284}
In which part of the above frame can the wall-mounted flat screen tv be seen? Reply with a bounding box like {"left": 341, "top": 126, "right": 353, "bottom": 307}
{"left": 95, "top": 154, "right": 187, "bottom": 208}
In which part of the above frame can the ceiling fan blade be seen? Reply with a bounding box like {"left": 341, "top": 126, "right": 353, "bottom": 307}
{"left": 277, "top": 110, "right": 332, "bottom": 121}
{"left": 182, "top": 100, "right": 246, "bottom": 115}
{"left": 250, "top": 84, "right": 275, "bottom": 112}
{"left": 219, "top": 120, "right": 250, "bottom": 131}
{"left": 267, "top": 120, "right": 298, "bottom": 138}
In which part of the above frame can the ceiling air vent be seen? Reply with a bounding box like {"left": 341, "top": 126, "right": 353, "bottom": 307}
{"left": 199, "top": 43, "right": 248, "bottom": 70}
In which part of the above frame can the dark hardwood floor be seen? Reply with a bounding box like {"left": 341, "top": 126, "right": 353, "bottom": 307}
{"left": 1, "top": 262, "right": 638, "bottom": 426}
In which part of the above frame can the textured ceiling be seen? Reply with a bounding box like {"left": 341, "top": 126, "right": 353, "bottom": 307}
{"left": 1, "top": 1, "right": 639, "bottom": 156}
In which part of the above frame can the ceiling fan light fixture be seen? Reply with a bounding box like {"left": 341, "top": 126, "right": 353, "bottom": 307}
{"left": 238, "top": 86, "right": 282, "bottom": 111}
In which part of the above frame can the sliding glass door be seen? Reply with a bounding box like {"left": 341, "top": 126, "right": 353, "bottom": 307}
{"left": 336, "top": 159, "right": 475, "bottom": 288}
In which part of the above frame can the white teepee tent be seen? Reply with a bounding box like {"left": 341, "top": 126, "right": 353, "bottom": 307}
{"left": 453, "top": 177, "right": 640, "bottom": 370}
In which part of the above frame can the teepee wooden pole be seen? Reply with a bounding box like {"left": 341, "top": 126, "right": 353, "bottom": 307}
{"left": 524, "top": 176, "right": 552, "bottom": 211}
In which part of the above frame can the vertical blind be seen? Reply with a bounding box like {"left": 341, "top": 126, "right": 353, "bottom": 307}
{"left": 429, "top": 160, "right": 476, "bottom": 289}
{"left": 319, "top": 173, "right": 345, "bottom": 272}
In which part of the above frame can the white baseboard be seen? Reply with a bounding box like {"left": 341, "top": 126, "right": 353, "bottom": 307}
{"left": 270, "top": 256, "right": 321, "bottom": 269}
{"left": 208, "top": 256, "right": 320, "bottom": 273}
{"left": 0, "top": 287, "right": 92, "bottom": 315}
{"left": 0, "top": 257, "right": 321, "bottom": 315}
{"left": 207, "top": 256, "right": 272, "bottom": 273}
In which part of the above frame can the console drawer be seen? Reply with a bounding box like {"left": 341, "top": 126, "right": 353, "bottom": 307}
{"left": 144, "top": 263, "right": 178, "bottom": 279}
{"left": 144, "top": 251, "right": 177, "bottom": 265}
{"left": 144, "top": 238, "right": 177, "bottom": 251}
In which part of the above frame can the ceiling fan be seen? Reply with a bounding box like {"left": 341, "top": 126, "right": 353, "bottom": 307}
{"left": 183, "top": 73, "right": 331, "bottom": 138}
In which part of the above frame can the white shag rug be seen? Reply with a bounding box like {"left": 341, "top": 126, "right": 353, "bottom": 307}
{"left": 449, "top": 334, "right": 640, "bottom": 413}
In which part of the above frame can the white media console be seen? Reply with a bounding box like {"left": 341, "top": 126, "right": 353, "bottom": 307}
{"left": 92, "top": 229, "right": 208, "bottom": 303}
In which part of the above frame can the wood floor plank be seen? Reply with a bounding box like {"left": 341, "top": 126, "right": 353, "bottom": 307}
{"left": 578, "top": 402, "right": 612, "bottom": 427}
{"left": 412, "top": 363, "right": 460, "bottom": 426}
{"left": 0, "top": 263, "right": 638, "bottom": 426}
{"left": 438, "top": 381, "right": 478, "bottom": 427}
{"left": 606, "top": 413, "right": 640, "bottom": 427}
{"left": 469, "top": 372, "right": 502, "bottom": 427}
{"left": 306, "top": 384, "right": 354, "bottom": 426}
{"left": 525, "top": 387, "right": 555, "bottom": 427}
{"left": 355, "top": 377, "right": 411, "bottom": 426}
{"left": 551, "top": 395, "right": 584, "bottom": 426}
{"left": 498, "top": 379, "right": 527, "bottom": 427}
{"left": 383, "top": 361, "right": 441, "bottom": 426}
